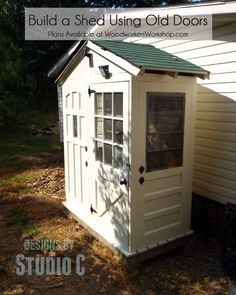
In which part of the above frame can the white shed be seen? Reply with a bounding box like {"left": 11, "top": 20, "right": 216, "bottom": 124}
{"left": 49, "top": 40, "right": 209, "bottom": 257}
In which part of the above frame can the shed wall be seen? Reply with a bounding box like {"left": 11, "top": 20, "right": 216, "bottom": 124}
{"left": 132, "top": 24, "right": 236, "bottom": 204}
{"left": 61, "top": 50, "right": 132, "bottom": 252}
{"left": 57, "top": 83, "right": 63, "bottom": 143}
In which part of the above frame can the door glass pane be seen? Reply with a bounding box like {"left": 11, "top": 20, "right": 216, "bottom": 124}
{"left": 65, "top": 94, "right": 70, "bottom": 109}
{"left": 114, "top": 120, "right": 123, "bottom": 144}
{"left": 114, "top": 146, "right": 123, "bottom": 169}
{"left": 80, "top": 116, "right": 85, "bottom": 140}
{"left": 72, "top": 92, "right": 79, "bottom": 109}
{"left": 95, "top": 93, "right": 103, "bottom": 115}
{"left": 73, "top": 115, "right": 78, "bottom": 138}
{"left": 146, "top": 150, "right": 184, "bottom": 171}
{"left": 79, "top": 94, "right": 83, "bottom": 110}
{"left": 104, "top": 93, "right": 112, "bottom": 116}
{"left": 94, "top": 91, "right": 125, "bottom": 169}
{"left": 66, "top": 115, "right": 70, "bottom": 136}
{"left": 147, "top": 133, "right": 183, "bottom": 152}
{"left": 146, "top": 92, "right": 185, "bottom": 172}
{"left": 104, "top": 119, "right": 112, "bottom": 141}
{"left": 96, "top": 141, "right": 103, "bottom": 162}
{"left": 95, "top": 118, "right": 103, "bottom": 139}
{"left": 104, "top": 144, "right": 112, "bottom": 166}
{"left": 114, "top": 93, "right": 123, "bottom": 117}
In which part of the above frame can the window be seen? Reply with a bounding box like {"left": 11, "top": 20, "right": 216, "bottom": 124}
{"left": 146, "top": 92, "right": 185, "bottom": 172}
{"left": 94, "top": 92, "right": 123, "bottom": 169}
{"left": 73, "top": 115, "right": 78, "bottom": 138}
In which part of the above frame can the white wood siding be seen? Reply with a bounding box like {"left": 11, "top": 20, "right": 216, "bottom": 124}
{"left": 133, "top": 24, "right": 236, "bottom": 204}
{"left": 61, "top": 51, "right": 132, "bottom": 253}
{"left": 57, "top": 84, "right": 63, "bottom": 143}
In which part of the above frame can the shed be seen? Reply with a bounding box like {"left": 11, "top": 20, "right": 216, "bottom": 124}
{"left": 49, "top": 40, "right": 209, "bottom": 257}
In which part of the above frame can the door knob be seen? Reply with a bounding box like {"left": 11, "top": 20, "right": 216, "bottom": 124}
{"left": 120, "top": 179, "right": 127, "bottom": 186}
{"left": 139, "top": 177, "right": 144, "bottom": 184}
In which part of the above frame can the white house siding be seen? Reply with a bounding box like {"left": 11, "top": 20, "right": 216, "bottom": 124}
{"left": 133, "top": 24, "right": 236, "bottom": 204}
{"left": 57, "top": 83, "right": 63, "bottom": 143}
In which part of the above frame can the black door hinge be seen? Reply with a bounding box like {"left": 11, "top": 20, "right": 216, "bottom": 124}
{"left": 88, "top": 86, "right": 95, "bottom": 97}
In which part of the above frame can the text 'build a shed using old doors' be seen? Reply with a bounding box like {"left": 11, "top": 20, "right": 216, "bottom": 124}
{"left": 49, "top": 40, "right": 209, "bottom": 257}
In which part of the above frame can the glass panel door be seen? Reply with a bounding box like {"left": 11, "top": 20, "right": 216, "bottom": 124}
{"left": 94, "top": 92, "right": 124, "bottom": 170}
{"left": 146, "top": 92, "right": 185, "bottom": 172}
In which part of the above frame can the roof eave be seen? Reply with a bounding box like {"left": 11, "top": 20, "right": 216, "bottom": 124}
{"left": 142, "top": 66, "right": 210, "bottom": 80}
{"left": 48, "top": 41, "right": 83, "bottom": 78}
{"left": 55, "top": 41, "right": 88, "bottom": 83}
{"left": 87, "top": 41, "right": 141, "bottom": 76}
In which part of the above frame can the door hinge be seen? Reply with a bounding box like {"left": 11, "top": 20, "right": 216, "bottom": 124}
{"left": 88, "top": 86, "right": 95, "bottom": 97}
{"left": 90, "top": 204, "right": 97, "bottom": 214}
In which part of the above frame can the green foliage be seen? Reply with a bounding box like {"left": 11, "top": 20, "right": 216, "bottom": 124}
{"left": 23, "top": 225, "right": 39, "bottom": 239}
{"left": 0, "top": 1, "right": 67, "bottom": 127}
{"left": 0, "top": 128, "right": 61, "bottom": 164}
{"left": 0, "top": 174, "right": 31, "bottom": 187}
{"left": 0, "top": 0, "right": 205, "bottom": 127}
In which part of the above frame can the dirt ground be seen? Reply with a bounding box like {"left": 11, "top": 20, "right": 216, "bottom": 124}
{"left": 0, "top": 150, "right": 229, "bottom": 295}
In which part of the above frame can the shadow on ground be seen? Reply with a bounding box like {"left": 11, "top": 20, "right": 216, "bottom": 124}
{"left": 0, "top": 134, "right": 229, "bottom": 295}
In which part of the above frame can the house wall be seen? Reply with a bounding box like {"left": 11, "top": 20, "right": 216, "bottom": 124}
{"left": 133, "top": 23, "right": 236, "bottom": 204}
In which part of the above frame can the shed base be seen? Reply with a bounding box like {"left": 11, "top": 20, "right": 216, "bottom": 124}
{"left": 63, "top": 201, "right": 193, "bottom": 261}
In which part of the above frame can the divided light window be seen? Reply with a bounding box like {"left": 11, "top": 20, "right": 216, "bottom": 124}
{"left": 94, "top": 92, "right": 123, "bottom": 169}
{"left": 146, "top": 92, "right": 185, "bottom": 172}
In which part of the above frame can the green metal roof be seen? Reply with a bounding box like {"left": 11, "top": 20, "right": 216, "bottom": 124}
{"left": 93, "top": 40, "right": 209, "bottom": 76}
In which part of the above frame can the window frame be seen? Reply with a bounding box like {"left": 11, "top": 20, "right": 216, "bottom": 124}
{"left": 94, "top": 92, "right": 124, "bottom": 169}
{"left": 146, "top": 92, "right": 185, "bottom": 172}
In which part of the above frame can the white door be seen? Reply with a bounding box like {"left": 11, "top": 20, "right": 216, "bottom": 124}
{"left": 63, "top": 91, "right": 89, "bottom": 205}
{"left": 88, "top": 81, "right": 130, "bottom": 250}
{"left": 135, "top": 80, "right": 194, "bottom": 249}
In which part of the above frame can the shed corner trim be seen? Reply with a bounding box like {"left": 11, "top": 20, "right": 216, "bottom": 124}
{"left": 87, "top": 41, "right": 141, "bottom": 76}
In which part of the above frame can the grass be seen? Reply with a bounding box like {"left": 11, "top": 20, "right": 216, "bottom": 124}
{"left": 22, "top": 225, "right": 39, "bottom": 239}
{"left": 0, "top": 127, "right": 62, "bottom": 182}
{"left": 6, "top": 208, "right": 29, "bottom": 226}
{"left": 0, "top": 127, "right": 229, "bottom": 294}
{"left": 0, "top": 128, "right": 61, "bottom": 164}
{"left": 0, "top": 174, "right": 33, "bottom": 187}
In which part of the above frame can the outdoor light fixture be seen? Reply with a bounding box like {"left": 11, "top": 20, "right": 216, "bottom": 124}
{"left": 99, "top": 65, "right": 112, "bottom": 79}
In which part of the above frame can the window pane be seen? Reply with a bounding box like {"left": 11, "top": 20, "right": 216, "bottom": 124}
{"left": 114, "top": 146, "right": 123, "bottom": 169}
{"left": 147, "top": 133, "right": 183, "bottom": 152}
{"left": 104, "top": 93, "right": 112, "bottom": 116}
{"left": 95, "top": 118, "right": 103, "bottom": 139}
{"left": 95, "top": 93, "right": 103, "bottom": 115}
{"left": 73, "top": 115, "right": 78, "bottom": 138}
{"left": 147, "top": 149, "right": 183, "bottom": 171}
{"left": 146, "top": 92, "right": 185, "bottom": 172}
{"left": 96, "top": 141, "right": 103, "bottom": 162}
{"left": 66, "top": 115, "right": 70, "bottom": 136}
{"left": 114, "top": 93, "right": 123, "bottom": 117}
{"left": 114, "top": 120, "right": 123, "bottom": 144}
{"left": 147, "top": 94, "right": 184, "bottom": 133}
{"left": 104, "top": 119, "right": 112, "bottom": 141}
{"left": 79, "top": 116, "right": 85, "bottom": 140}
{"left": 104, "top": 144, "right": 112, "bottom": 166}
{"left": 72, "top": 92, "right": 79, "bottom": 109}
